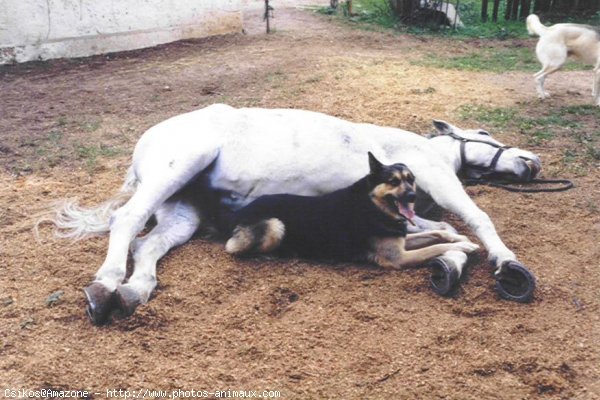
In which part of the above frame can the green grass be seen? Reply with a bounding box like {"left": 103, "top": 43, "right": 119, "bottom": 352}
{"left": 414, "top": 46, "right": 540, "bottom": 72}
{"left": 413, "top": 45, "right": 593, "bottom": 72}
{"left": 459, "top": 104, "right": 600, "bottom": 168}
{"left": 75, "top": 143, "right": 121, "bottom": 173}
{"left": 459, "top": 104, "right": 584, "bottom": 143}
{"left": 80, "top": 120, "right": 101, "bottom": 132}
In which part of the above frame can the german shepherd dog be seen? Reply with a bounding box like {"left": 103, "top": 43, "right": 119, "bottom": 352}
{"left": 225, "top": 153, "right": 478, "bottom": 269}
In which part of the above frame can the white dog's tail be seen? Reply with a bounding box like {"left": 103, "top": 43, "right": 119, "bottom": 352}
{"left": 526, "top": 14, "right": 547, "bottom": 37}
{"left": 35, "top": 166, "right": 139, "bottom": 241}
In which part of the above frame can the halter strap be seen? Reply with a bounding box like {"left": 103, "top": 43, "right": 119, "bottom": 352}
{"left": 450, "top": 132, "right": 511, "bottom": 174}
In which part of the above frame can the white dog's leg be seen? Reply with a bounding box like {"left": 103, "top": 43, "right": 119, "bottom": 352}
{"left": 534, "top": 72, "right": 550, "bottom": 99}
{"left": 534, "top": 41, "right": 567, "bottom": 99}
{"left": 593, "top": 62, "right": 600, "bottom": 105}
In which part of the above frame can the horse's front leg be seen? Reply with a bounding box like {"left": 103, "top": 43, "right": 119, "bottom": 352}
{"left": 404, "top": 231, "right": 474, "bottom": 296}
{"left": 419, "top": 174, "right": 536, "bottom": 302}
{"left": 409, "top": 215, "right": 458, "bottom": 235}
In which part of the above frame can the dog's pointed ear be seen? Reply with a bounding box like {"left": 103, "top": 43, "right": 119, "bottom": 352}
{"left": 368, "top": 152, "right": 383, "bottom": 175}
{"left": 433, "top": 120, "right": 453, "bottom": 135}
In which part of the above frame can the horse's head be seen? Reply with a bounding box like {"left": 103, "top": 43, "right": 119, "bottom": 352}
{"left": 430, "top": 120, "right": 541, "bottom": 182}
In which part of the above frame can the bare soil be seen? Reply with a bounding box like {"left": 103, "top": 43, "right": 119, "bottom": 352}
{"left": 1, "top": 2, "right": 599, "bottom": 399}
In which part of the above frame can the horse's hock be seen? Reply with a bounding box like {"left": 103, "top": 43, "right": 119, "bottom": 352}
{"left": 0, "top": 0, "right": 243, "bottom": 64}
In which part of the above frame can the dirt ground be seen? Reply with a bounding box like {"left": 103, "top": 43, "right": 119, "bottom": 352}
{"left": 1, "top": 2, "right": 599, "bottom": 399}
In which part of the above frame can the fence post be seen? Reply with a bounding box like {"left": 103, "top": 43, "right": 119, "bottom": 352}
{"left": 520, "top": 0, "right": 531, "bottom": 18}
{"left": 481, "top": 0, "right": 489, "bottom": 22}
{"left": 492, "top": 0, "right": 500, "bottom": 21}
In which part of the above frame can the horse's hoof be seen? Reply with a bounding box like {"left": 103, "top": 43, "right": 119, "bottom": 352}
{"left": 429, "top": 257, "right": 460, "bottom": 296}
{"left": 115, "top": 285, "right": 141, "bottom": 317}
{"left": 495, "top": 261, "right": 536, "bottom": 303}
{"left": 83, "top": 283, "right": 116, "bottom": 326}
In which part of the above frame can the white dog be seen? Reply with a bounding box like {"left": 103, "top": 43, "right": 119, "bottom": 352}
{"left": 526, "top": 14, "right": 600, "bottom": 105}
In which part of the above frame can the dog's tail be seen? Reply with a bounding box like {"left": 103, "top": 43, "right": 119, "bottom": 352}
{"left": 526, "top": 14, "right": 547, "bottom": 37}
{"left": 34, "top": 166, "right": 139, "bottom": 241}
{"left": 225, "top": 218, "right": 285, "bottom": 255}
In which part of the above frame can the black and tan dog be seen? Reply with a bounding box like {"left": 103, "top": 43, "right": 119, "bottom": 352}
{"left": 226, "top": 153, "right": 478, "bottom": 268}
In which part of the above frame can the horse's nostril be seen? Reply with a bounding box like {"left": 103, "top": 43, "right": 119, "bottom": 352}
{"left": 526, "top": 160, "right": 540, "bottom": 178}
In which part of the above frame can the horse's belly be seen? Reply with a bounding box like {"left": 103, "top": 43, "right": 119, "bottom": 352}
{"left": 207, "top": 147, "right": 366, "bottom": 204}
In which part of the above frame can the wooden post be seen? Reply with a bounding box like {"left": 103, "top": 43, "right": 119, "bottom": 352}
{"left": 511, "top": 0, "right": 520, "bottom": 19}
{"left": 455, "top": 0, "right": 461, "bottom": 27}
{"left": 492, "top": 0, "right": 500, "bottom": 21}
{"left": 520, "top": 0, "right": 531, "bottom": 18}
{"left": 481, "top": 0, "right": 489, "bottom": 22}
{"left": 505, "top": 0, "right": 513, "bottom": 19}
{"left": 265, "top": 0, "right": 271, "bottom": 34}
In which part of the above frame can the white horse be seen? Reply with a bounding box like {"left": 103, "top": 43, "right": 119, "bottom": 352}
{"left": 47, "top": 104, "right": 541, "bottom": 324}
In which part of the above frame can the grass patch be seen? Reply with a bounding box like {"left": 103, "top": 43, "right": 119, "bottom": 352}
{"left": 414, "top": 46, "right": 593, "bottom": 72}
{"left": 414, "top": 46, "right": 538, "bottom": 72}
{"left": 459, "top": 103, "right": 600, "bottom": 170}
{"left": 80, "top": 120, "right": 101, "bottom": 132}
{"left": 459, "top": 104, "right": 584, "bottom": 143}
{"left": 75, "top": 143, "right": 122, "bottom": 173}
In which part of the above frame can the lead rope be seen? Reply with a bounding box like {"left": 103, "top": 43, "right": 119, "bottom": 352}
{"left": 462, "top": 177, "right": 574, "bottom": 193}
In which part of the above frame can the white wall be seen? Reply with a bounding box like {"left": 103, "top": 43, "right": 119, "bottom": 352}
{"left": 0, "top": 0, "right": 243, "bottom": 64}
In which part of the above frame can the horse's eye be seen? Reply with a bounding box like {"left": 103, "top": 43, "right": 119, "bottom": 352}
{"left": 478, "top": 130, "right": 490, "bottom": 136}
{"left": 389, "top": 177, "right": 401, "bottom": 186}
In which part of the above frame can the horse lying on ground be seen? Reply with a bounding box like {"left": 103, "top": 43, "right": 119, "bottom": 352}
{"left": 45, "top": 104, "right": 542, "bottom": 325}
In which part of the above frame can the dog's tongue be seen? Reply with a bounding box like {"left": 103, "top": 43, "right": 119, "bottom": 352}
{"left": 397, "top": 202, "right": 416, "bottom": 226}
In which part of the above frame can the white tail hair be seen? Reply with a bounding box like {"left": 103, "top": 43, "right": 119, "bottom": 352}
{"left": 526, "top": 14, "right": 547, "bottom": 37}
{"left": 35, "top": 167, "right": 138, "bottom": 241}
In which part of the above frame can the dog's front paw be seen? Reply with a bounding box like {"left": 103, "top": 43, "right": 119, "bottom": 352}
{"left": 450, "top": 241, "right": 479, "bottom": 253}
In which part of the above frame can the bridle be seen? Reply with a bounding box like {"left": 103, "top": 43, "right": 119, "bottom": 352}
{"left": 446, "top": 131, "right": 511, "bottom": 176}
{"left": 445, "top": 132, "right": 574, "bottom": 193}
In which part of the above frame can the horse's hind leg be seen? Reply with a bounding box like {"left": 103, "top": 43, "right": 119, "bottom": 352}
{"left": 115, "top": 199, "right": 201, "bottom": 317}
{"left": 84, "top": 185, "right": 178, "bottom": 325}
{"left": 85, "top": 150, "right": 218, "bottom": 325}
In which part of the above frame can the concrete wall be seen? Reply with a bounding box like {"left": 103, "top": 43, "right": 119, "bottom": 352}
{"left": 0, "top": 0, "right": 243, "bottom": 64}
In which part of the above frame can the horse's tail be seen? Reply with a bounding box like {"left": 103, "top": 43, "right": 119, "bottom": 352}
{"left": 35, "top": 166, "right": 138, "bottom": 241}
{"left": 526, "top": 14, "right": 547, "bottom": 37}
